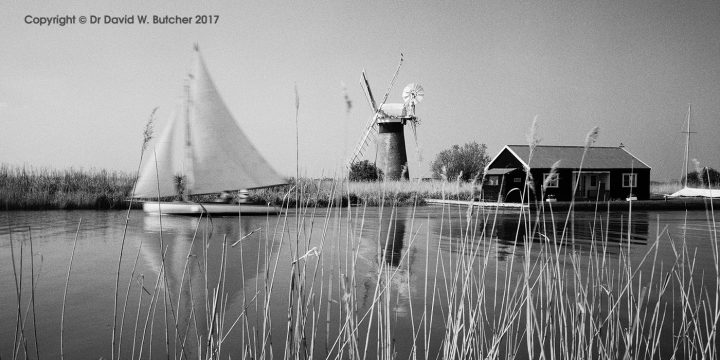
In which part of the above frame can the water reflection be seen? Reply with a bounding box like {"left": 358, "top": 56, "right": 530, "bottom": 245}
{"left": 1, "top": 209, "right": 715, "bottom": 360}
{"left": 139, "top": 215, "right": 267, "bottom": 357}
{"left": 430, "top": 210, "right": 650, "bottom": 259}
{"left": 353, "top": 210, "right": 417, "bottom": 316}
{"left": 380, "top": 212, "right": 405, "bottom": 267}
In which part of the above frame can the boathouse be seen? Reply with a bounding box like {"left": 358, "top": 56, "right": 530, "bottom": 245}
{"left": 483, "top": 145, "right": 651, "bottom": 202}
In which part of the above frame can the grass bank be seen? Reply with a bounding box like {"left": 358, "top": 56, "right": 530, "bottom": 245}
{"left": 246, "top": 177, "right": 477, "bottom": 207}
{"left": 0, "top": 164, "right": 701, "bottom": 210}
{"left": 0, "top": 165, "right": 135, "bottom": 210}
{"left": 0, "top": 165, "right": 478, "bottom": 210}
{"left": 650, "top": 181, "right": 683, "bottom": 196}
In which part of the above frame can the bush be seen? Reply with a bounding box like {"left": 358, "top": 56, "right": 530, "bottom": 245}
{"left": 349, "top": 160, "right": 383, "bottom": 181}
{"left": 682, "top": 167, "right": 720, "bottom": 187}
{"left": 430, "top": 141, "right": 490, "bottom": 181}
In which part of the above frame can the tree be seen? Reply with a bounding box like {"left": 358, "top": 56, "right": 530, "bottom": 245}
{"left": 431, "top": 141, "right": 490, "bottom": 181}
{"left": 682, "top": 167, "right": 720, "bottom": 187}
{"left": 349, "top": 160, "right": 383, "bottom": 181}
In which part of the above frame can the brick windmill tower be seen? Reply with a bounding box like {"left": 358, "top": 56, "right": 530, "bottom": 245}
{"left": 347, "top": 72, "right": 424, "bottom": 180}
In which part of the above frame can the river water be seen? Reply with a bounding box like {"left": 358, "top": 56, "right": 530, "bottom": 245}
{"left": 0, "top": 206, "right": 718, "bottom": 359}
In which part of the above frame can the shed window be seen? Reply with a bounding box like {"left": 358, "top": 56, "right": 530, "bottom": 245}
{"left": 622, "top": 173, "right": 637, "bottom": 188}
{"left": 513, "top": 177, "right": 522, "bottom": 183}
{"left": 543, "top": 173, "right": 559, "bottom": 188}
{"left": 487, "top": 176, "right": 499, "bottom": 186}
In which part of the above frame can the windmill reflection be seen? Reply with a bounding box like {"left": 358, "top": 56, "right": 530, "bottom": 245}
{"left": 355, "top": 209, "right": 416, "bottom": 316}
{"left": 381, "top": 212, "right": 405, "bottom": 267}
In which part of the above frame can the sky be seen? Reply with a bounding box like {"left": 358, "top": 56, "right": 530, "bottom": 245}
{"left": 1, "top": 0, "right": 719, "bottom": 181}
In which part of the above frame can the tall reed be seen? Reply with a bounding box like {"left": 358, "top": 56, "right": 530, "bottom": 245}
{"left": 5, "top": 130, "right": 720, "bottom": 360}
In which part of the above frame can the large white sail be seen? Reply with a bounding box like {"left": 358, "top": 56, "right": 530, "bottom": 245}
{"left": 188, "top": 50, "right": 285, "bottom": 194}
{"left": 133, "top": 48, "right": 286, "bottom": 199}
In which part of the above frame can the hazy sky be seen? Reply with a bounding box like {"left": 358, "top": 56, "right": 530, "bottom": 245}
{"left": 1, "top": 0, "right": 719, "bottom": 181}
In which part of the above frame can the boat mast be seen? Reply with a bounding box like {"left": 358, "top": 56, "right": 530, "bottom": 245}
{"left": 682, "top": 104, "right": 695, "bottom": 188}
{"left": 183, "top": 76, "right": 194, "bottom": 197}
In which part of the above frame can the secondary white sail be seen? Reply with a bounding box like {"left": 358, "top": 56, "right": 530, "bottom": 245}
{"left": 136, "top": 106, "right": 187, "bottom": 198}
{"left": 133, "top": 48, "right": 285, "bottom": 198}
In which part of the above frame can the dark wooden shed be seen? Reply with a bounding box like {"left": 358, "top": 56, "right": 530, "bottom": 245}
{"left": 483, "top": 145, "right": 651, "bottom": 202}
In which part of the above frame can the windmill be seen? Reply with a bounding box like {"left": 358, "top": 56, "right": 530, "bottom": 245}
{"left": 347, "top": 71, "right": 424, "bottom": 180}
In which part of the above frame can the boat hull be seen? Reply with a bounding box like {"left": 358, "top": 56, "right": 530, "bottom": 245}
{"left": 142, "top": 202, "right": 281, "bottom": 216}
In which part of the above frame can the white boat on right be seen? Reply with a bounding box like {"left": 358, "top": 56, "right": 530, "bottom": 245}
{"left": 667, "top": 104, "right": 720, "bottom": 199}
{"left": 669, "top": 187, "right": 720, "bottom": 198}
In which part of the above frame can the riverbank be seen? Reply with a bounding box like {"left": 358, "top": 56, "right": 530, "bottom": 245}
{"left": 427, "top": 197, "right": 720, "bottom": 211}
{"left": 0, "top": 166, "right": 479, "bottom": 210}
{"left": 0, "top": 165, "right": 690, "bottom": 210}
{"left": 245, "top": 177, "right": 477, "bottom": 207}
{"left": 0, "top": 165, "right": 135, "bottom": 210}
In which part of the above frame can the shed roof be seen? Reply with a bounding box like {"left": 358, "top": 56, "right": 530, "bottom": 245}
{"left": 499, "top": 145, "right": 650, "bottom": 170}
{"left": 485, "top": 168, "right": 517, "bottom": 175}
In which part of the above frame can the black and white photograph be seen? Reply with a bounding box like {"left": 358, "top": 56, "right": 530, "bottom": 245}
{"left": 1, "top": 1, "right": 720, "bottom": 359}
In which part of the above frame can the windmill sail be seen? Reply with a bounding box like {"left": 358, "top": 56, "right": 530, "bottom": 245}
{"left": 133, "top": 48, "right": 286, "bottom": 199}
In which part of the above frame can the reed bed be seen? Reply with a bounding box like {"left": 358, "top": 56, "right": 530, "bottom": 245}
{"left": 6, "top": 174, "right": 719, "bottom": 359}
{"left": 4, "top": 125, "right": 720, "bottom": 359}
{"left": 0, "top": 165, "right": 135, "bottom": 210}
{"left": 0, "top": 164, "right": 476, "bottom": 210}
{"left": 650, "top": 181, "right": 683, "bottom": 196}
{"left": 247, "top": 178, "right": 477, "bottom": 207}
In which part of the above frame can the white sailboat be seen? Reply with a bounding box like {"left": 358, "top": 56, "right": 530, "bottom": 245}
{"left": 133, "top": 46, "right": 287, "bottom": 215}
{"left": 668, "top": 105, "right": 720, "bottom": 198}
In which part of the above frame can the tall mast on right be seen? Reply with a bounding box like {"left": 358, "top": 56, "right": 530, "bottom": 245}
{"left": 682, "top": 104, "right": 694, "bottom": 188}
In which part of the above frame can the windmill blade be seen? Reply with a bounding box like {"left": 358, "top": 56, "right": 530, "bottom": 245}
{"left": 410, "top": 119, "right": 422, "bottom": 163}
{"left": 347, "top": 122, "right": 378, "bottom": 167}
{"left": 375, "top": 54, "right": 404, "bottom": 116}
{"left": 360, "top": 71, "right": 377, "bottom": 111}
{"left": 348, "top": 54, "right": 404, "bottom": 169}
